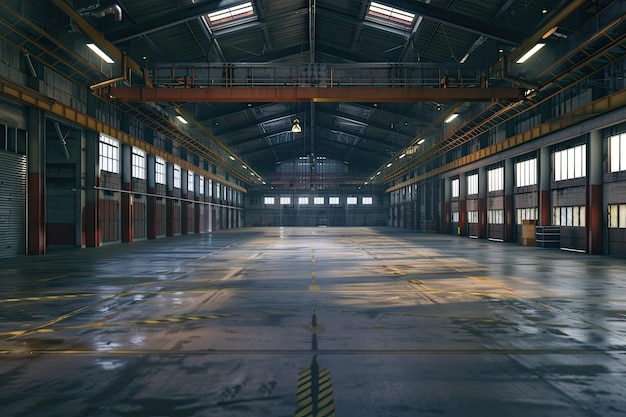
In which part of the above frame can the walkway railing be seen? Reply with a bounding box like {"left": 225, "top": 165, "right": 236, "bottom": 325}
{"left": 150, "top": 63, "right": 487, "bottom": 89}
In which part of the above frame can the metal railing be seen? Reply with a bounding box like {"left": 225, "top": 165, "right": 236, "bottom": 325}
{"left": 150, "top": 63, "right": 487, "bottom": 89}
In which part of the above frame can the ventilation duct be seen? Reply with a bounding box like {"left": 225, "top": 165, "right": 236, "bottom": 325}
{"left": 79, "top": 2, "right": 122, "bottom": 21}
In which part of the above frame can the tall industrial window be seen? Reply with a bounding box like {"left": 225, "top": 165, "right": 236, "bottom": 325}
{"left": 468, "top": 211, "right": 479, "bottom": 223}
{"left": 199, "top": 176, "right": 204, "bottom": 194}
{"left": 99, "top": 134, "right": 119, "bottom": 173}
{"left": 609, "top": 133, "right": 626, "bottom": 172}
{"left": 264, "top": 197, "right": 275, "bottom": 205}
{"left": 516, "top": 207, "right": 538, "bottom": 224}
{"left": 488, "top": 167, "right": 504, "bottom": 192}
{"left": 608, "top": 204, "right": 626, "bottom": 228}
{"left": 516, "top": 158, "right": 537, "bottom": 187}
{"left": 451, "top": 178, "right": 460, "bottom": 198}
{"left": 451, "top": 212, "right": 459, "bottom": 222}
{"left": 347, "top": 197, "right": 357, "bottom": 205}
{"left": 487, "top": 209, "right": 504, "bottom": 224}
{"left": 155, "top": 156, "right": 166, "bottom": 184}
{"left": 362, "top": 197, "right": 373, "bottom": 205}
{"left": 553, "top": 206, "right": 586, "bottom": 226}
{"left": 467, "top": 173, "right": 479, "bottom": 195}
{"left": 298, "top": 197, "right": 309, "bottom": 205}
{"left": 314, "top": 197, "right": 325, "bottom": 205}
{"left": 132, "top": 147, "right": 146, "bottom": 179}
{"left": 208, "top": 179, "right": 213, "bottom": 197}
{"left": 173, "top": 164, "right": 181, "bottom": 189}
{"left": 554, "top": 144, "right": 586, "bottom": 181}
{"left": 216, "top": 182, "right": 221, "bottom": 199}
{"left": 329, "top": 197, "right": 340, "bottom": 205}
{"left": 280, "top": 197, "right": 291, "bottom": 205}
{"left": 187, "top": 171, "right": 194, "bottom": 192}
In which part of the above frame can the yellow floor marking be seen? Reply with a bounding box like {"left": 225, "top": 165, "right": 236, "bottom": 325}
{"left": 38, "top": 275, "right": 69, "bottom": 282}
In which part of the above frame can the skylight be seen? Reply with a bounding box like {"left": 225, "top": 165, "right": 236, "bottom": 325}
{"left": 204, "top": 2, "right": 256, "bottom": 28}
{"left": 367, "top": 2, "right": 416, "bottom": 27}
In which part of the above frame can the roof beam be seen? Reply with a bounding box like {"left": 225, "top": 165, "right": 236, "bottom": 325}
{"left": 109, "top": 86, "right": 523, "bottom": 103}
{"left": 382, "top": 0, "right": 521, "bottom": 45}
{"left": 107, "top": 0, "right": 244, "bottom": 43}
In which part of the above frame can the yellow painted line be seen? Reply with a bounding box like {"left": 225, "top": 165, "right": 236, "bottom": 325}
{"left": 2, "top": 347, "right": 618, "bottom": 356}
{"left": 294, "top": 404, "right": 313, "bottom": 417}
{"left": 0, "top": 331, "right": 27, "bottom": 337}
{"left": 0, "top": 293, "right": 102, "bottom": 304}
{"left": 38, "top": 274, "right": 69, "bottom": 282}
{"left": 469, "top": 275, "right": 519, "bottom": 296}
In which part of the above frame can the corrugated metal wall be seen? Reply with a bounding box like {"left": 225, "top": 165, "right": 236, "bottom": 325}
{"left": 0, "top": 151, "right": 26, "bottom": 258}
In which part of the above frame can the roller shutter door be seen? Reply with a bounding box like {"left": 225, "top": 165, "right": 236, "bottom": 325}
{"left": 0, "top": 151, "right": 26, "bottom": 258}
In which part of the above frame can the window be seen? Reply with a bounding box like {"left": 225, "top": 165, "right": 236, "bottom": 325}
{"left": 264, "top": 197, "right": 275, "bottom": 205}
{"left": 347, "top": 197, "right": 358, "bottom": 205}
{"left": 554, "top": 144, "right": 586, "bottom": 181}
{"left": 609, "top": 133, "right": 626, "bottom": 172}
{"left": 204, "top": 2, "right": 256, "bottom": 29}
{"left": 467, "top": 173, "right": 479, "bottom": 195}
{"left": 451, "top": 178, "right": 460, "bottom": 198}
{"left": 367, "top": 2, "right": 416, "bottom": 27}
{"left": 208, "top": 179, "right": 213, "bottom": 197}
{"left": 280, "top": 197, "right": 291, "bottom": 205}
{"left": 155, "top": 156, "right": 166, "bottom": 185}
{"left": 516, "top": 207, "right": 538, "bottom": 225}
{"left": 132, "top": 147, "right": 146, "bottom": 179}
{"left": 553, "top": 206, "right": 586, "bottom": 226}
{"left": 608, "top": 204, "right": 626, "bottom": 228}
{"left": 298, "top": 197, "right": 309, "bottom": 205}
{"left": 329, "top": 197, "right": 340, "bottom": 205}
{"left": 488, "top": 167, "right": 504, "bottom": 192}
{"left": 468, "top": 211, "right": 479, "bottom": 223}
{"left": 314, "top": 197, "right": 325, "bottom": 205}
{"left": 173, "top": 164, "right": 181, "bottom": 189}
{"left": 451, "top": 212, "right": 459, "bottom": 222}
{"left": 362, "top": 197, "right": 373, "bottom": 205}
{"left": 516, "top": 158, "right": 537, "bottom": 187}
{"left": 487, "top": 209, "right": 504, "bottom": 224}
{"left": 199, "top": 176, "right": 205, "bottom": 194}
{"left": 99, "top": 134, "right": 119, "bottom": 173}
{"left": 187, "top": 171, "right": 195, "bottom": 193}
{"left": 216, "top": 182, "right": 221, "bottom": 199}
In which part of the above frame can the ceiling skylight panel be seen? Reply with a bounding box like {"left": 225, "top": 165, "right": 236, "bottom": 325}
{"left": 367, "top": 2, "right": 415, "bottom": 26}
{"left": 206, "top": 2, "right": 255, "bottom": 27}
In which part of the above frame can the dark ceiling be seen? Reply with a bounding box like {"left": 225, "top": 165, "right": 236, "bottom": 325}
{"left": 60, "top": 0, "right": 625, "bottom": 184}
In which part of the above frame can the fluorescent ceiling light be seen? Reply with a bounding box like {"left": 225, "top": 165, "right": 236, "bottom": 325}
{"left": 229, "top": 155, "right": 236, "bottom": 160}
{"left": 386, "top": 163, "right": 392, "bottom": 167}
{"left": 399, "top": 153, "right": 406, "bottom": 159}
{"left": 87, "top": 43, "right": 114, "bottom": 63}
{"left": 176, "top": 115, "right": 188, "bottom": 124}
{"left": 242, "top": 165, "right": 248, "bottom": 169}
{"left": 417, "top": 139, "right": 426, "bottom": 145}
{"left": 445, "top": 114, "right": 459, "bottom": 123}
{"left": 516, "top": 43, "right": 545, "bottom": 64}
{"left": 459, "top": 53, "right": 470, "bottom": 64}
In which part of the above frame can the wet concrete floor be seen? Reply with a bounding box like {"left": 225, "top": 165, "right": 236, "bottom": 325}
{"left": 1, "top": 227, "right": 625, "bottom": 416}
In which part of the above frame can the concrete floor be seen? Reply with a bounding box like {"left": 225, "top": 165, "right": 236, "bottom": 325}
{"left": 1, "top": 227, "right": 625, "bottom": 417}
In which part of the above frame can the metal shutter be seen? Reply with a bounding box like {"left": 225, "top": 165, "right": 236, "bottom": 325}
{"left": 0, "top": 151, "right": 26, "bottom": 258}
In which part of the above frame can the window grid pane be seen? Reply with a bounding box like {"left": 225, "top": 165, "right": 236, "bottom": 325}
{"left": 155, "top": 157, "right": 166, "bottom": 184}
